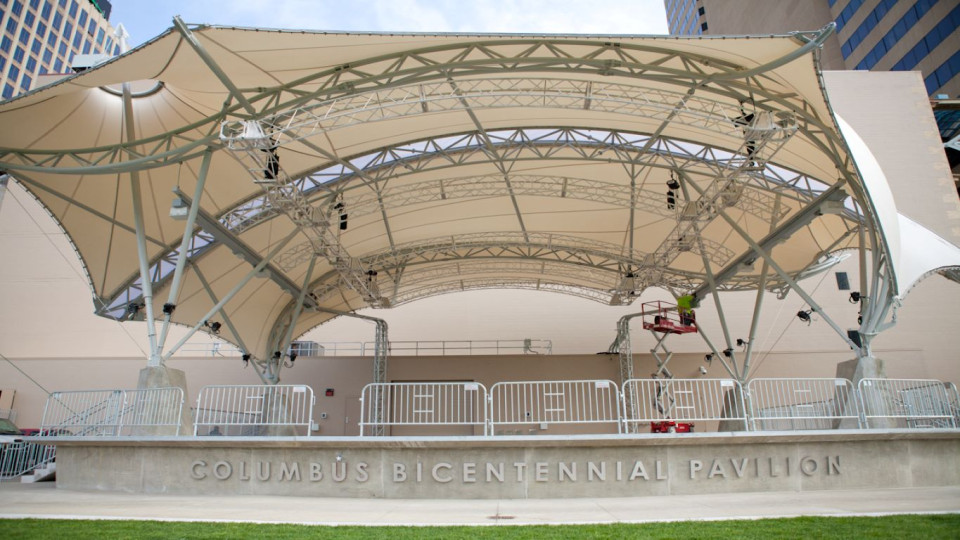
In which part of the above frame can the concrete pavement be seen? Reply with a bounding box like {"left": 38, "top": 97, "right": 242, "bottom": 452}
{"left": 0, "top": 482, "right": 958, "bottom": 525}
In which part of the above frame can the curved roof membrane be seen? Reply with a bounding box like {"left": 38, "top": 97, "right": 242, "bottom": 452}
{"left": 0, "top": 23, "right": 899, "bottom": 360}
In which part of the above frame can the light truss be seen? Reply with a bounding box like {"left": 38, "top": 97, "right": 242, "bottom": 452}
{"left": 219, "top": 124, "right": 383, "bottom": 306}
{"left": 391, "top": 277, "right": 614, "bottom": 306}
{"left": 97, "top": 126, "right": 861, "bottom": 319}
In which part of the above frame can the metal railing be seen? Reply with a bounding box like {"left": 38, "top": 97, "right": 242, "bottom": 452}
{"left": 0, "top": 441, "right": 56, "bottom": 480}
{"left": 858, "top": 378, "right": 958, "bottom": 429}
{"left": 747, "top": 378, "right": 860, "bottom": 430}
{"left": 315, "top": 339, "right": 553, "bottom": 356}
{"left": 359, "top": 382, "right": 488, "bottom": 436}
{"left": 489, "top": 380, "right": 621, "bottom": 435}
{"left": 194, "top": 385, "right": 315, "bottom": 436}
{"left": 621, "top": 378, "right": 748, "bottom": 432}
{"left": 40, "top": 388, "right": 185, "bottom": 437}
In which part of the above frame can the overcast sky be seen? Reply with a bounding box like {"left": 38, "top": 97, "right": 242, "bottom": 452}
{"left": 111, "top": 0, "right": 669, "bottom": 46}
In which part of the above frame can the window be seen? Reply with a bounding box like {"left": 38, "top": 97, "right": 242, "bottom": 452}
{"left": 77, "top": 9, "right": 86, "bottom": 28}
{"left": 700, "top": 22, "right": 708, "bottom": 31}
{"left": 29, "top": 0, "right": 39, "bottom": 8}
{"left": 2, "top": 84, "right": 15, "bottom": 99}
{"left": 95, "top": 27, "right": 103, "bottom": 45}
{"left": 18, "top": 28, "right": 29, "bottom": 45}
{"left": 63, "top": 21, "right": 72, "bottom": 39}
{"left": 8, "top": 64, "right": 19, "bottom": 81}
{"left": 31, "top": 37, "right": 41, "bottom": 54}
{"left": 24, "top": 11, "right": 34, "bottom": 28}
{"left": 81, "top": 39, "right": 90, "bottom": 54}
{"left": 42, "top": 48, "right": 51, "bottom": 63}
{"left": 25, "top": 55, "right": 35, "bottom": 72}
{"left": 5, "top": 17, "right": 18, "bottom": 34}
{"left": 52, "top": 11, "right": 61, "bottom": 30}
{"left": 20, "top": 73, "right": 30, "bottom": 89}
{"left": 58, "top": 41, "right": 66, "bottom": 55}
{"left": 0, "top": 56, "right": 5, "bottom": 72}
{"left": 53, "top": 57, "right": 62, "bottom": 71}
{"left": 68, "top": 0, "right": 77, "bottom": 17}
{"left": 38, "top": 65, "right": 46, "bottom": 74}
{"left": 13, "top": 45, "right": 24, "bottom": 63}
{"left": 45, "top": 31, "right": 54, "bottom": 45}
{"left": 87, "top": 18, "right": 94, "bottom": 36}
{"left": 41, "top": 1, "right": 51, "bottom": 20}
{"left": 36, "top": 21, "right": 46, "bottom": 37}
{"left": 12, "top": 0, "right": 23, "bottom": 16}
{"left": 0, "top": 36, "right": 12, "bottom": 53}
{"left": 835, "top": 272, "right": 850, "bottom": 291}
{"left": 71, "top": 32, "right": 80, "bottom": 48}
{"left": 698, "top": 6, "right": 704, "bottom": 15}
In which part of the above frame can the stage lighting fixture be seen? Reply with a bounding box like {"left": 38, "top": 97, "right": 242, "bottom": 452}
{"left": 849, "top": 292, "right": 861, "bottom": 303}
{"left": 704, "top": 353, "right": 713, "bottom": 364}
{"left": 722, "top": 348, "right": 733, "bottom": 358}
{"left": 797, "top": 309, "right": 812, "bottom": 324}
{"left": 162, "top": 303, "right": 176, "bottom": 315}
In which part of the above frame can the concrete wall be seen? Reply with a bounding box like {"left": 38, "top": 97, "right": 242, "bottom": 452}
{"left": 52, "top": 431, "right": 960, "bottom": 498}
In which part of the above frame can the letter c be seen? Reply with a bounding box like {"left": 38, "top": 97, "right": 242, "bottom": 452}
{"left": 190, "top": 460, "right": 207, "bottom": 480}
{"left": 432, "top": 462, "right": 453, "bottom": 483}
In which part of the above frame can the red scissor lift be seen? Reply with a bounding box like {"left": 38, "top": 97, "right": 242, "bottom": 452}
{"left": 640, "top": 300, "right": 697, "bottom": 433}
{"left": 640, "top": 300, "right": 698, "bottom": 335}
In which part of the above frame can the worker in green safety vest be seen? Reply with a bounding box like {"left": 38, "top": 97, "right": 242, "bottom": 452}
{"left": 677, "top": 294, "right": 697, "bottom": 326}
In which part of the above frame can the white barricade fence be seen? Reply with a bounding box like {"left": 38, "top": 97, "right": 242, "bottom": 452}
{"left": 747, "top": 378, "right": 860, "bottom": 431}
{"left": 359, "top": 382, "right": 489, "bottom": 436}
{"left": 115, "top": 388, "right": 186, "bottom": 436}
{"left": 40, "top": 388, "right": 185, "bottom": 437}
{"left": 0, "top": 441, "right": 56, "bottom": 480}
{"left": 622, "top": 378, "right": 748, "bottom": 432}
{"left": 41, "top": 389, "right": 126, "bottom": 436}
{"left": 194, "top": 385, "right": 315, "bottom": 436}
{"left": 489, "top": 380, "right": 621, "bottom": 435}
{"left": 858, "top": 378, "right": 958, "bottom": 429}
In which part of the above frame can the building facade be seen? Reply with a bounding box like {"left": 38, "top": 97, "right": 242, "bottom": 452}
{"left": 663, "top": 0, "right": 960, "bottom": 98}
{"left": 0, "top": 0, "right": 117, "bottom": 99}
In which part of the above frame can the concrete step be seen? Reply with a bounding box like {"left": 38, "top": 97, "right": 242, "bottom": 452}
{"left": 20, "top": 462, "right": 56, "bottom": 483}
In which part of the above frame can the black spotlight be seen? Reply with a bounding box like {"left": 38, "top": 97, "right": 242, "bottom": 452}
{"left": 797, "top": 309, "right": 812, "bottom": 324}
{"left": 704, "top": 353, "right": 714, "bottom": 364}
{"left": 849, "top": 292, "right": 861, "bottom": 303}
{"left": 736, "top": 338, "right": 748, "bottom": 347}
{"left": 666, "top": 178, "right": 680, "bottom": 190}
{"left": 209, "top": 321, "right": 222, "bottom": 334}
{"left": 289, "top": 352, "right": 298, "bottom": 364}
{"left": 722, "top": 348, "right": 733, "bottom": 358}
{"left": 273, "top": 351, "right": 282, "bottom": 360}
{"left": 162, "top": 303, "right": 176, "bottom": 315}
{"left": 241, "top": 353, "right": 251, "bottom": 366}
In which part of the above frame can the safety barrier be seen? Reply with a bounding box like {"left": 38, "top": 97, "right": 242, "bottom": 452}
{"left": 858, "top": 378, "right": 958, "bottom": 429}
{"left": 747, "top": 378, "right": 860, "bottom": 430}
{"left": 40, "top": 387, "right": 184, "bottom": 437}
{"left": 359, "top": 382, "right": 488, "bottom": 436}
{"left": 621, "top": 378, "right": 748, "bottom": 432}
{"left": 489, "top": 380, "right": 621, "bottom": 435}
{"left": 0, "top": 441, "right": 55, "bottom": 480}
{"left": 314, "top": 339, "right": 553, "bottom": 356}
{"left": 194, "top": 385, "right": 315, "bottom": 436}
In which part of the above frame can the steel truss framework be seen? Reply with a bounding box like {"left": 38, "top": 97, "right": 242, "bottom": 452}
{"left": 0, "top": 23, "right": 904, "bottom": 390}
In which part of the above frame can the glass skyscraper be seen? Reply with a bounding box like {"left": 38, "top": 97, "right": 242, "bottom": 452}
{"left": 0, "top": 0, "right": 117, "bottom": 99}
{"left": 663, "top": 0, "right": 960, "bottom": 98}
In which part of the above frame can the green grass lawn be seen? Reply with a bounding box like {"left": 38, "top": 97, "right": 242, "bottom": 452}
{"left": 2, "top": 514, "right": 959, "bottom": 539}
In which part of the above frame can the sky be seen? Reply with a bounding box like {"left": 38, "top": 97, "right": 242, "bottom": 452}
{"left": 110, "top": 0, "right": 669, "bottom": 47}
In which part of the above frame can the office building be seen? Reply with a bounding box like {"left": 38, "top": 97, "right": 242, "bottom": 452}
{"left": 0, "top": 0, "right": 117, "bottom": 99}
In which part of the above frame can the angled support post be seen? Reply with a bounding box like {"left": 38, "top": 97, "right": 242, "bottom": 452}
{"left": 191, "top": 263, "right": 252, "bottom": 355}
{"left": 156, "top": 149, "right": 213, "bottom": 356}
{"left": 122, "top": 71, "right": 161, "bottom": 367}
{"left": 161, "top": 228, "right": 301, "bottom": 361}
{"left": 269, "top": 256, "right": 318, "bottom": 383}
{"left": 686, "top": 180, "right": 861, "bottom": 353}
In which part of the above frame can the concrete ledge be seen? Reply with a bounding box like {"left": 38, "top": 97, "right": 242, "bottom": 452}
{"left": 49, "top": 431, "right": 960, "bottom": 499}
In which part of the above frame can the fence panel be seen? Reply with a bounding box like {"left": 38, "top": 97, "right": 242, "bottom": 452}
{"left": 858, "top": 378, "right": 958, "bottom": 429}
{"left": 0, "top": 442, "right": 56, "bottom": 480}
{"left": 747, "top": 378, "right": 859, "bottom": 431}
{"left": 194, "top": 385, "right": 315, "bottom": 436}
{"left": 359, "top": 382, "right": 488, "bottom": 436}
{"left": 116, "top": 387, "right": 185, "bottom": 436}
{"left": 622, "top": 378, "right": 747, "bottom": 432}
{"left": 40, "top": 390, "right": 126, "bottom": 436}
{"left": 489, "top": 380, "right": 621, "bottom": 435}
